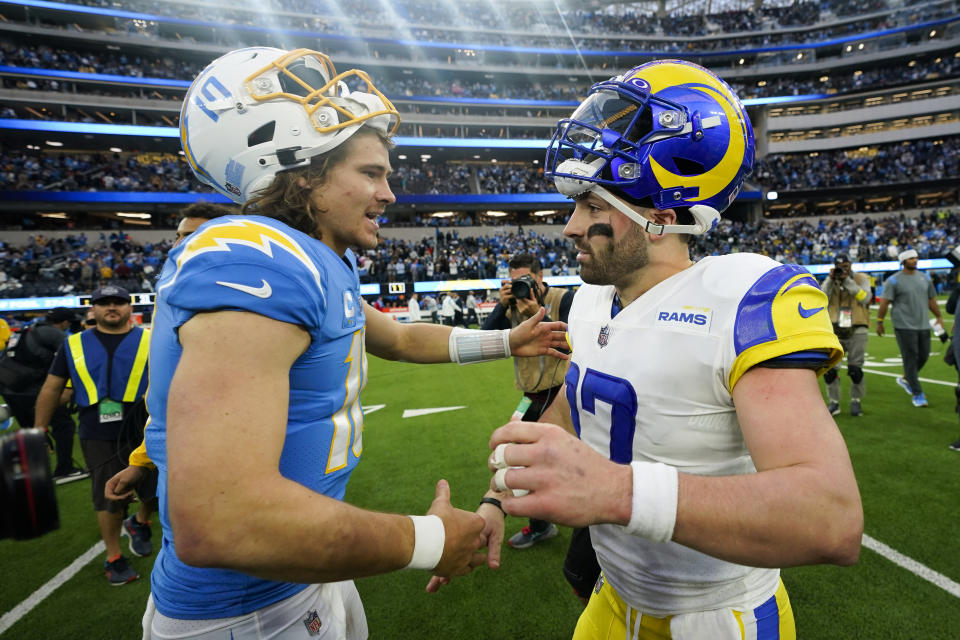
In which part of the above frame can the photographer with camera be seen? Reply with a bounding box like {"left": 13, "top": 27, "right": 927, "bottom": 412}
{"left": 822, "top": 256, "right": 872, "bottom": 417}
{"left": 482, "top": 254, "right": 599, "bottom": 601}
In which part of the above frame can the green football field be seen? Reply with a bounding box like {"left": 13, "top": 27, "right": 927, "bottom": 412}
{"left": 2, "top": 317, "right": 959, "bottom": 639}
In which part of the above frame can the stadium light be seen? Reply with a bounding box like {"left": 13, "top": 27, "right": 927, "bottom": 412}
{"left": 116, "top": 212, "right": 151, "bottom": 219}
{"left": 109, "top": 147, "right": 122, "bottom": 153}
{"left": 430, "top": 211, "right": 454, "bottom": 218}
{"left": 397, "top": 154, "right": 407, "bottom": 160}
{"left": 766, "top": 191, "right": 779, "bottom": 201}
{"left": 45, "top": 140, "right": 63, "bottom": 147}
{"left": 484, "top": 211, "right": 508, "bottom": 217}
{"left": 532, "top": 210, "right": 558, "bottom": 216}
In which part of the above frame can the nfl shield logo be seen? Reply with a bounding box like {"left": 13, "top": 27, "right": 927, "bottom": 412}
{"left": 597, "top": 325, "right": 610, "bottom": 348}
{"left": 303, "top": 610, "right": 323, "bottom": 636}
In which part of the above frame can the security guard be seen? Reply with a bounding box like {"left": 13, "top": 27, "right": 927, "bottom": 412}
{"left": 34, "top": 285, "right": 155, "bottom": 585}
{"left": 822, "top": 256, "right": 871, "bottom": 416}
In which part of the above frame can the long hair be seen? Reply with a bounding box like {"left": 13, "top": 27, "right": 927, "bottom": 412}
{"left": 242, "top": 126, "right": 393, "bottom": 237}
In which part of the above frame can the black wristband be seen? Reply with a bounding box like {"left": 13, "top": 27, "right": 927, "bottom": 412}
{"left": 479, "top": 497, "right": 506, "bottom": 516}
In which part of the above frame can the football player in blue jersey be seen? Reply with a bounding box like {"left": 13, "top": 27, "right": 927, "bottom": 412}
{"left": 488, "top": 61, "right": 863, "bottom": 639}
{"left": 142, "top": 47, "right": 568, "bottom": 639}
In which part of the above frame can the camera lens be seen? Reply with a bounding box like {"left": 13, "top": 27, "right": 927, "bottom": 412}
{"left": 512, "top": 279, "right": 531, "bottom": 300}
{"left": 0, "top": 429, "right": 60, "bottom": 540}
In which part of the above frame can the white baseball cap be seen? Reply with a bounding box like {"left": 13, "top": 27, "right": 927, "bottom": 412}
{"left": 898, "top": 249, "right": 918, "bottom": 262}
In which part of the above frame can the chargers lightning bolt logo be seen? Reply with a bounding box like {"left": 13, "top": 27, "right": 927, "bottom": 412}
{"left": 161, "top": 218, "right": 324, "bottom": 304}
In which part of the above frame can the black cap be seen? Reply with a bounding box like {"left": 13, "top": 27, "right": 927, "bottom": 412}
{"left": 89, "top": 285, "right": 131, "bottom": 304}
{"left": 45, "top": 307, "right": 78, "bottom": 324}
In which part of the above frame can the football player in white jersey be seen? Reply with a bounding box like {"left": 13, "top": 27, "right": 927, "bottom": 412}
{"left": 144, "top": 47, "right": 568, "bottom": 640}
{"left": 488, "top": 60, "right": 862, "bottom": 640}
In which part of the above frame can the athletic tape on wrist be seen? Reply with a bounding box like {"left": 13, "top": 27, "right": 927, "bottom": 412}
{"left": 449, "top": 328, "right": 511, "bottom": 365}
{"left": 624, "top": 461, "right": 679, "bottom": 543}
{"left": 405, "top": 515, "right": 445, "bottom": 570}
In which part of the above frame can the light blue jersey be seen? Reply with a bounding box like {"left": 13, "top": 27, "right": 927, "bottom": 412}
{"left": 145, "top": 215, "right": 367, "bottom": 619}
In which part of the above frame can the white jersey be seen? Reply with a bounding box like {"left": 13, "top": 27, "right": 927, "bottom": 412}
{"left": 566, "top": 253, "right": 841, "bottom": 615}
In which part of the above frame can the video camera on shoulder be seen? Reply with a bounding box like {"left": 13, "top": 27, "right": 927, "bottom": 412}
{"left": 0, "top": 412, "right": 59, "bottom": 540}
{"left": 510, "top": 274, "right": 544, "bottom": 306}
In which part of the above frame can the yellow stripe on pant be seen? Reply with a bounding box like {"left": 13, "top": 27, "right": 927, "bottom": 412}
{"left": 573, "top": 574, "right": 795, "bottom": 640}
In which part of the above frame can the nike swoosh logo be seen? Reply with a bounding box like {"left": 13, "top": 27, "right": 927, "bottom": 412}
{"left": 797, "top": 302, "right": 824, "bottom": 318}
{"left": 216, "top": 279, "right": 272, "bottom": 299}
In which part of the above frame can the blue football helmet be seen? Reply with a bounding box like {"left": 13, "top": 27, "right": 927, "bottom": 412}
{"left": 545, "top": 60, "right": 754, "bottom": 235}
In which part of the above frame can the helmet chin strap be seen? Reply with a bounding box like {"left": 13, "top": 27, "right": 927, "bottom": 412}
{"left": 588, "top": 185, "right": 720, "bottom": 236}
{"left": 552, "top": 158, "right": 719, "bottom": 236}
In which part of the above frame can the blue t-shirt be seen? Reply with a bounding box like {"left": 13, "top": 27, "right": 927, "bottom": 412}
{"left": 146, "top": 215, "right": 368, "bottom": 619}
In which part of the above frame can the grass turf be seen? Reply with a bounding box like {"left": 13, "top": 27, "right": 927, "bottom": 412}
{"left": 2, "top": 320, "right": 959, "bottom": 638}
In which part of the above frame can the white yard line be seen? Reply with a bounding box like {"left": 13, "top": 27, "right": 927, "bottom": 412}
{"left": 861, "top": 367, "right": 957, "bottom": 387}
{"left": 0, "top": 542, "right": 105, "bottom": 636}
{"left": 862, "top": 535, "right": 960, "bottom": 598}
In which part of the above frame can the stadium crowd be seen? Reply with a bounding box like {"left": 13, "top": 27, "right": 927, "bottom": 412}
{"left": 64, "top": 0, "right": 945, "bottom": 43}
{"left": 3, "top": 38, "right": 957, "bottom": 105}
{"left": 3, "top": 135, "right": 956, "bottom": 196}
{"left": 2, "top": 209, "right": 959, "bottom": 301}
{"left": 755, "top": 136, "right": 960, "bottom": 191}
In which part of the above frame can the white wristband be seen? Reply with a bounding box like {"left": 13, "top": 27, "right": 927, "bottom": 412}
{"left": 448, "top": 327, "right": 511, "bottom": 365}
{"left": 405, "top": 515, "right": 445, "bottom": 570}
{"left": 624, "top": 461, "right": 679, "bottom": 543}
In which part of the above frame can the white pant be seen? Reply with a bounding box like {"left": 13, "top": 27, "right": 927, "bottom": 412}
{"left": 142, "top": 581, "right": 368, "bottom": 640}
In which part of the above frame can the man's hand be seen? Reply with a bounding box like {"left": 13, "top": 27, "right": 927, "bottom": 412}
{"left": 514, "top": 291, "right": 541, "bottom": 319}
{"left": 876, "top": 320, "right": 885, "bottom": 337}
{"left": 488, "top": 421, "right": 631, "bottom": 528}
{"left": 105, "top": 465, "right": 146, "bottom": 500}
{"left": 426, "top": 498, "right": 505, "bottom": 592}
{"left": 428, "top": 480, "right": 487, "bottom": 580}
{"left": 509, "top": 307, "right": 569, "bottom": 359}
{"left": 497, "top": 279, "right": 515, "bottom": 309}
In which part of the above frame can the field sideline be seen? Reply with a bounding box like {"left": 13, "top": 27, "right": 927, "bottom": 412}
{"left": 2, "top": 320, "right": 959, "bottom": 638}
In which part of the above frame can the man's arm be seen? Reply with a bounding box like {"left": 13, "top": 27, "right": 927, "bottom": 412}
{"left": 489, "top": 367, "right": 862, "bottom": 568}
{"left": 821, "top": 274, "right": 836, "bottom": 297}
{"left": 33, "top": 373, "right": 67, "bottom": 429}
{"left": 481, "top": 303, "right": 510, "bottom": 330}
{"left": 538, "top": 386, "right": 575, "bottom": 436}
{"left": 168, "top": 310, "right": 485, "bottom": 583}
{"left": 364, "top": 301, "right": 568, "bottom": 363}
{"left": 482, "top": 280, "right": 515, "bottom": 330}
{"left": 876, "top": 298, "right": 890, "bottom": 336}
{"left": 846, "top": 274, "right": 872, "bottom": 306}
{"left": 672, "top": 366, "right": 862, "bottom": 567}
{"left": 929, "top": 297, "right": 944, "bottom": 324}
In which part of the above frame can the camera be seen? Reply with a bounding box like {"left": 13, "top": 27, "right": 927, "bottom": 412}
{"left": 510, "top": 274, "right": 539, "bottom": 303}
{"left": 0, "top": 419, "right": 60, "bottom": 540}
{"left": 833, "top": 258, "right": 850, "bottom": 278}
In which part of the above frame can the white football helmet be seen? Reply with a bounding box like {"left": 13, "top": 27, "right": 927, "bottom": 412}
{"left": 181, "top": 47, "right": 400, "bottom": 203}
